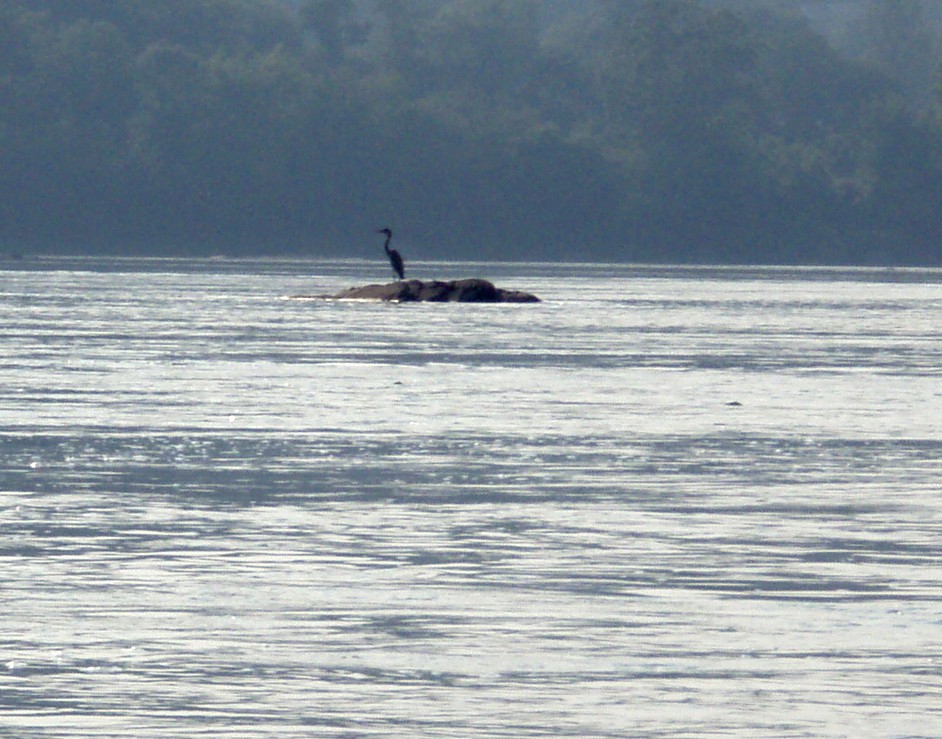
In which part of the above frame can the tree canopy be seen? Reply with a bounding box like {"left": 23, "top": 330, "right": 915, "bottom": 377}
{"left": 2, "top": 0, "right": 941, "bottom": 264}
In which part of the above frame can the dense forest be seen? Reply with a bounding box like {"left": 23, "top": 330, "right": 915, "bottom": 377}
{"left": 2, "top": 0, "right": 942, "bottom": 264}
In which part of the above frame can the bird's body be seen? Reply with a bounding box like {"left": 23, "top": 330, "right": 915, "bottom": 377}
{"left": 378, "top": 228, "right": 405, "bottom": 281}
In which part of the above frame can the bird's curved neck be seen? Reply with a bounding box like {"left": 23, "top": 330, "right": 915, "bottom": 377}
{"left": 383, "top": 233, "right": 392, "bottom": 252}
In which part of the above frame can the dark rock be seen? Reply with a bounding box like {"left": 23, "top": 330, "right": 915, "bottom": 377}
{"left": 299, "top": 278, "right": 540, "bottom": 303}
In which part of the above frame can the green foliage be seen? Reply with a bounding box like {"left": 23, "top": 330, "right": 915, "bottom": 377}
{"left": 1, "top": 0, "right": 941, "bottom": 264}
{"left": 857, "top": 0, "right": 936, "bottom": 111}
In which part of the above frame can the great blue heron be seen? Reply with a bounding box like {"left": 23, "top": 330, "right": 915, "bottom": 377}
{"left": 377, "top": 228, "right": 404, "bottom": 281}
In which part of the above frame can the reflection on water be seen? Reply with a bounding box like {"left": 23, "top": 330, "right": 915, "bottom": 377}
{"left": 2, "top": 259, "right": 942, "bottom": 737}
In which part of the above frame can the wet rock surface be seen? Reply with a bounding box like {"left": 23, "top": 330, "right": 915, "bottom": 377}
{"left": 302, "top": 278, "right": 540, "bottom": 303}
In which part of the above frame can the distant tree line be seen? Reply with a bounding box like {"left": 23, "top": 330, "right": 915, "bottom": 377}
{"left": 2, "top": 0, "right": 942, "bottom": 264}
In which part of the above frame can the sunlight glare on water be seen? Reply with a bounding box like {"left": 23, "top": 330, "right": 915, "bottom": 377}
{"left": 1, "top": 257, "right": 942, "bottom": 737}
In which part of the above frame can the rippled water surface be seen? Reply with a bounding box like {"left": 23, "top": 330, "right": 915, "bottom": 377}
{"left": 2, "top": 257, "right": 942, "bottom": 737}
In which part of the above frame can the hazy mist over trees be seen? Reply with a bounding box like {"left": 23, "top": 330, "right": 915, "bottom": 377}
{"left": 2, "top": 0, "right": 942, "bottom": 264}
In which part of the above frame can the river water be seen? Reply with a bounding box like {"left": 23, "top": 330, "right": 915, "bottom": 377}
{"left": 1, "top": 258, "right": 941, "bottom": 737}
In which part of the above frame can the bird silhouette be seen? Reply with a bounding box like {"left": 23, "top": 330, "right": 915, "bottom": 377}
{"left": 378, "top": 228, "right": 405, "bottom": 281}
